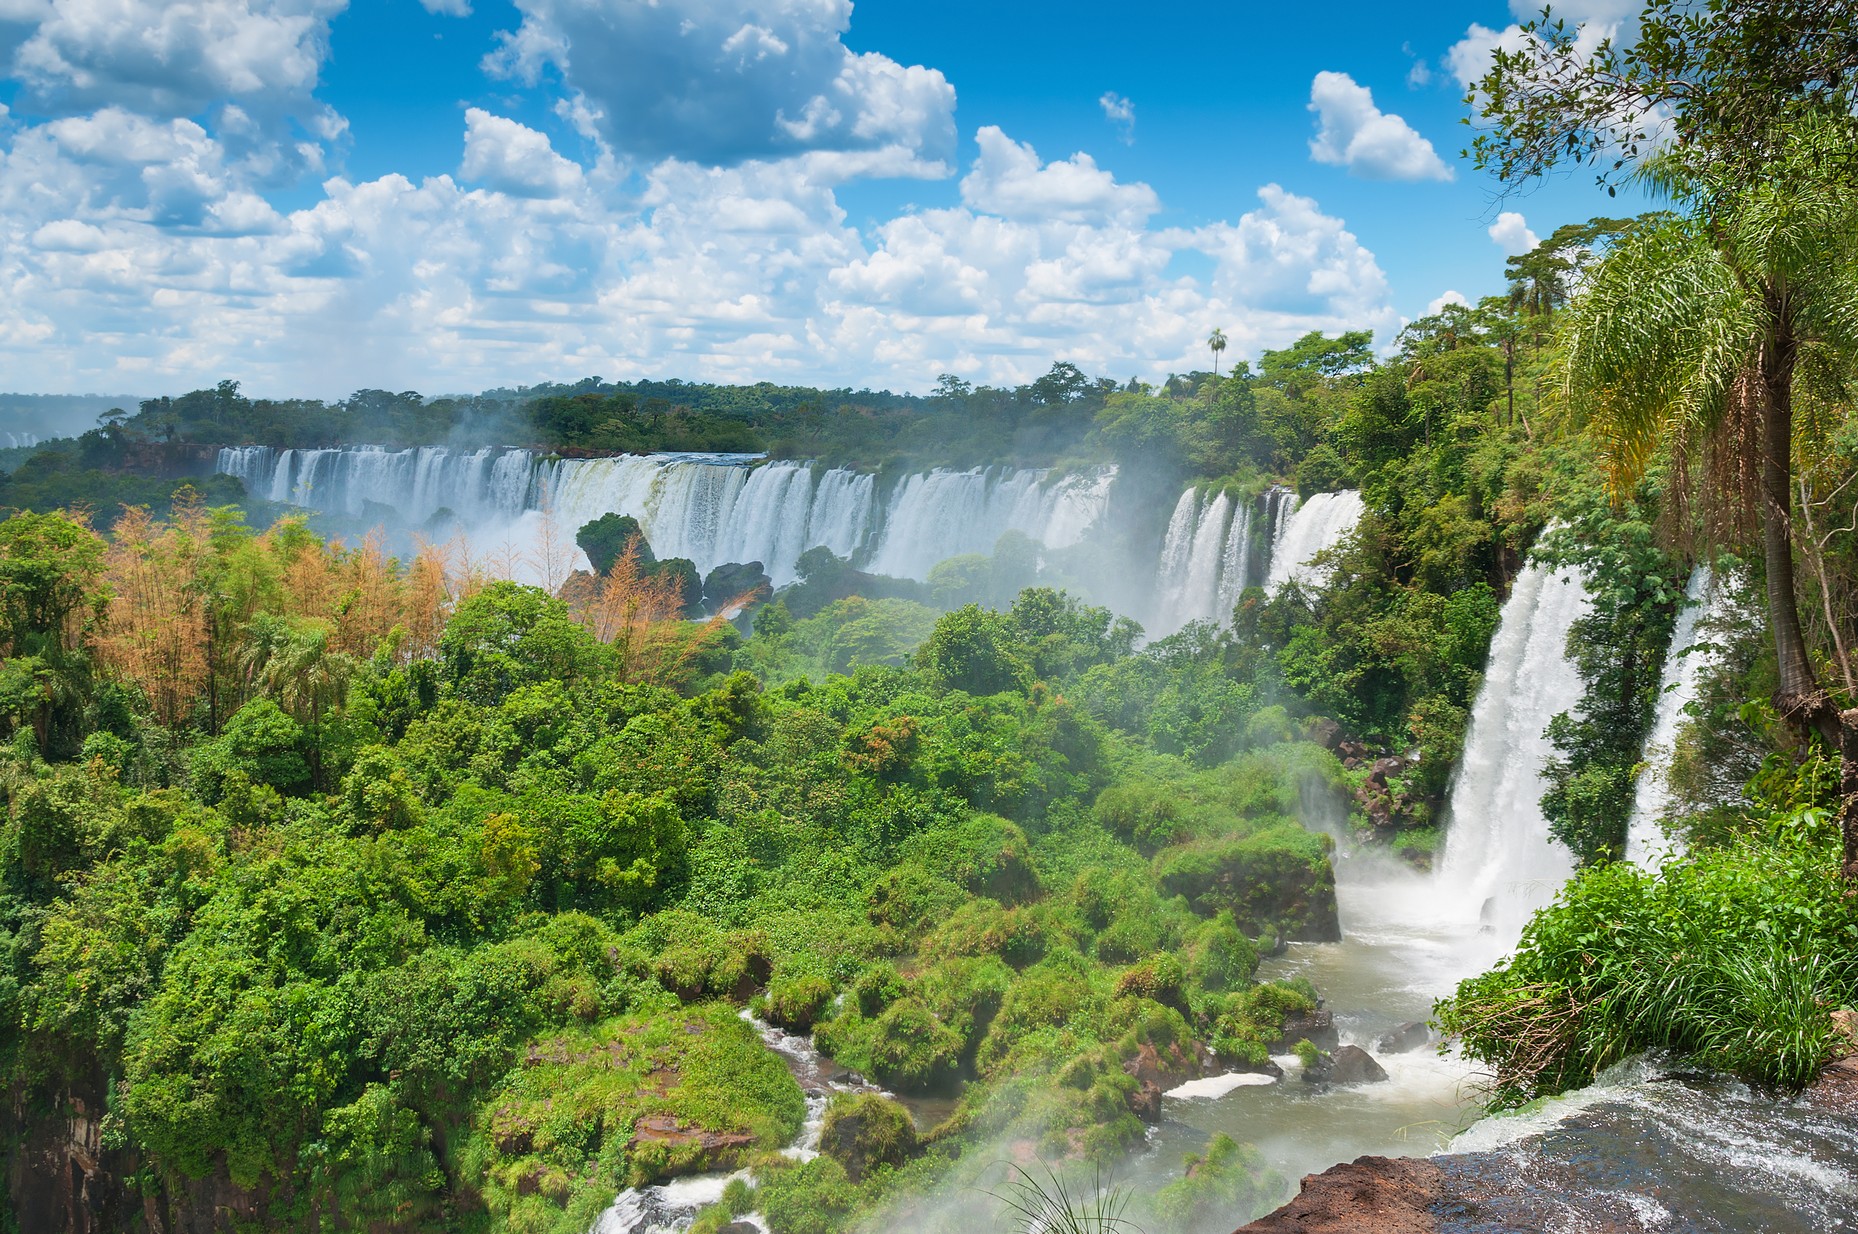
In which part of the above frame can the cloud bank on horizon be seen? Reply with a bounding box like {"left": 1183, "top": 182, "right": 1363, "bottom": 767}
{"left": 0, "top": 0, "right": 1583, "bottom": 398}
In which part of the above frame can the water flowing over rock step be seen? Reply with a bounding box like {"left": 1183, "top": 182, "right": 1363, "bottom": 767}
{"left": 1232, "top": 1060, "right": 1858, "bottom": 1233}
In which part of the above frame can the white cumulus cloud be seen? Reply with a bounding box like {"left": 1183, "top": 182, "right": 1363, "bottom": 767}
{"left": 484, "top": 0, "right": 955, "bottom": 169}
{"left": 1427, "top": 289, "right": 1469, "bottom": 315}
{"left": 960, "top": 126, "right": 1159, "bottom": 227}
{"left": 1449, "top": 1, "right": 1641, "bottom": 89}
{"left": 461, "top": 108, "right": 584, "bottom": 198}
{"left": 1307, "top": 70, "right": 1452, "bottom": 181}
{"left": 1488, "top": 210, "right": 1539, "bottom": 255}
{"left": 0, "top": 102, "right": 1400, "bottom": 397}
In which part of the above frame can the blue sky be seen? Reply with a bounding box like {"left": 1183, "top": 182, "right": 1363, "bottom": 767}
{"left": 0, "top": 0, "right": 1641, "bottom": 397}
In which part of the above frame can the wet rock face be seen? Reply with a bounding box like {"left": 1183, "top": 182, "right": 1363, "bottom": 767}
{"left": 1375, "top": 1021, "right": 1432, "bottom": 1054}
{"left": 1299, "top": 1046, "right": 1388, "bottom": 1087}
{"left": 1238, "top": 1063, "right": 1858, "bottom": 1234}
{"left": 1231, "top": 1155, "right": 1443, "bottom": 1234}
{"left": 1271, "top": 1009, "right": 1338, "bottom": 1053}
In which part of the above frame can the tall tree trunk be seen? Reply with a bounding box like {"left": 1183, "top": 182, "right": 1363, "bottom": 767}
{"left": 1843, "top": 709, "right": 1858, "bottom": 885}
{"left": 1759, "top": 311, "right": 1858, "bottom": 885}
{"left": 1759, "top": 318, "right": 1835, "bottom": 737}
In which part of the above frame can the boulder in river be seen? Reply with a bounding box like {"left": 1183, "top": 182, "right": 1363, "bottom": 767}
{"left": 1300, "top": 1046, "right": 1387, "bottom": 1087}
{"left": 1375, "top": 1021, "right": 1432, "bottom": 1054}
{"left": 1272, "top": 1009, "right": 1338, "bottom": 1052}
{"left": 1328, "top": 1045, "right": 1389, "bottom": 1084}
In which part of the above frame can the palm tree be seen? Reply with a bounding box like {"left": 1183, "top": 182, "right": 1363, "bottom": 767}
{"left": 1207, "top": 327, "right": 1227, "bottom": 379}
{"left": 1563, "top": 117, "right": 1858, "bottom": 880}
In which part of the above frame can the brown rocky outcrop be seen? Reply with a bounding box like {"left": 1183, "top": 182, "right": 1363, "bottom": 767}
{"left": 1233, "top": 1156, "right": 1444, "bottom": 1234}
{"left": 628, "top": 1113, "right": 757, "bottom": 1161}
{"left": 1270, "top": 1008, "right": 1338, "bottom": 1052}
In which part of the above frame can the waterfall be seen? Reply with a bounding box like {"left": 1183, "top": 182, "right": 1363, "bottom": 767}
{"left": 863, "top": 467, "right": 1111, "bottom": 581}
{"left": 1215, "top": 499, "right": 1255, "bottom": 618}
{"left": 215, "top": 445, "right": 1113, "bottom": 592}
{"left": 1151, "top": 487, "right": 1264, "bottom": 638}
{"left": 215, "top": 444, "right": 538, "bottom": 525}
{"left": 1625, "top": 567, "right": 1719, "bottom": 866}
{"left": 1434, "top": 560, "right": 1590, "bottom": 945}
{"left": 1267, "top": 490, "right": 1365, "bottom": 592}
{"left": 1, "top": 432, "right": 36, "bottom": 449}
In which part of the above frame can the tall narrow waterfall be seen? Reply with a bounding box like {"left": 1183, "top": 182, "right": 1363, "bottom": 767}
{"left": 1435, "top": 560, "right": 1590, "bottom": 945}
{"left": 215, "top": 446, "right": 1114, "bottom": 591}
{"left": 1, "top": 432, "right": 35, "bottom": 449}
{"left": 1625, "top": 566, "right": 1718, "bottom": 866}
{"left": 1267, "top": 490, "right": 1365, "bottom": 592}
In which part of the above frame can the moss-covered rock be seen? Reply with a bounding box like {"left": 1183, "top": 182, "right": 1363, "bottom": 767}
{"left": 817, "top": 1092, "right": 918, "bottom": 1181}
{"left": 1150, "top": 1133, "right": 1283, "bottom": 1228}
{"left": 759, "top": 968, "right": 834, "bottom": 1031}
{"left": 467, "top": 1003, "right": 804, "bottom": 1232}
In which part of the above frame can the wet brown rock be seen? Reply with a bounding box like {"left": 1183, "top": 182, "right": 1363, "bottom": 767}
{"left": 1232, "top": 1156, "right": 1444, "bottom": 1234}
{"left": 1128, "top": 1079, "right": 1164, "bottom": 1123}
{"left": 1375, "top": 1021, "right": 1432, "bottom": 1055}
{"left": 1271, "top": 1009, "right": 1338, "bottom": 1052}
{"left": 628, "top": 1113, "right": 757, "bottom": 1162}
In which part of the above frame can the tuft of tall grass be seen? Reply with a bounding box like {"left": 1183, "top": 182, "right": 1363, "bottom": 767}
{"left": 990, "top": 1163, "right": 1143, "bottom": 1234}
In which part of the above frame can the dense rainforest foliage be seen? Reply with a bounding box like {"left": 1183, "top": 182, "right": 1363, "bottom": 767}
{"left": 0, "top": 495, "right": 1357, "bottom": 1232}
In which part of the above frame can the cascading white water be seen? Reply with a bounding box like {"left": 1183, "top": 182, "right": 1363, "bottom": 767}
{"left": 215, "top": 446, "right": 1114, "bottom": 591}
{"left": 215, "top": 444, "right": 538, "bottom": 525}
{"left": 1625, "top": 566, "right": 1719, "bottom": 866}
{"left": 1151, "top": 488, "right": 1264, "bottom": 638}
{"left": 1215, "top": 499, "right": 1255, "bottom": 619}
{"left": 1434, "top": 560, "right": 1590, "bottom": 947}
{"left": 2, "top": 432, "right": 36, "bottom": 449}
{"left": 1267, "top": 490, "right": 1365, "bottom": 592}
{"left": 864, "top": 467, "right": 1110, "bottom": 580}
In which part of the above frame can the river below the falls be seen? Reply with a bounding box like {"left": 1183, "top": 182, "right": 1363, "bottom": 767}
{"left": 1125, "top": 845, "right": 1498, "bottom": 1223}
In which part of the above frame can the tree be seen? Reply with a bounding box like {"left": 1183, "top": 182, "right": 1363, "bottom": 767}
{"left": 1207, "top": 328, "right": 1228, "bottom": 380}
{"left": 0, "top": 511, "right": 106, "bottom": 753}
{"left": 1563, "top": 120, "right": 1858, "bottom": 880}
{"left": 914, "top": 605, "right": 1032, "bottom": 697}
{"left": 1468, "top": 0, "right": 1858, "bottom": 192}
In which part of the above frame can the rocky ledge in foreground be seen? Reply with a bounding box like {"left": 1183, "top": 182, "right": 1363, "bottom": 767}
{"left": 1234, "top": 1058, "right": 1858, "bottom": 1233}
